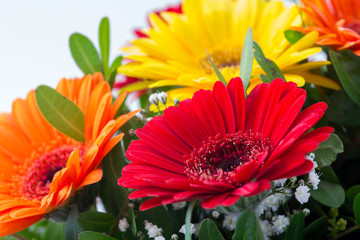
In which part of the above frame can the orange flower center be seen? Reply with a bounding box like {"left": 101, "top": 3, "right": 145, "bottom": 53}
{"left": 199, "top": 48, "right": 241, "bottom": 74}
{"left": 20, "top": 146, "right": 85, "bottom": 201}
{"left": 184, "top": 132, "right": 270, "bottom": 185}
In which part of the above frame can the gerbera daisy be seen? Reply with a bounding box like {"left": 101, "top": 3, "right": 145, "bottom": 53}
{"left": 0, "top": 73, "right": 138, "bottom": 237}
{"left": 296, "top": 0, "right": 360, "bottom": 56}
{"left": 118, "top": 77, "right": 333, "bottom": 210}
{"left": 119, "top": 0, "right": 340, "bottom": 105}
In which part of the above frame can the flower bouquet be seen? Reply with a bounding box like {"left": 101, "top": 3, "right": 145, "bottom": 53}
{"left": 1, "top": 0, "right": 360, "bottom": 239}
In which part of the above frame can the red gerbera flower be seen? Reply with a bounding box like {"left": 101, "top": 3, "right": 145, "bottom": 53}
{"left": 118, "top": 78, "right": 333, "bottom": 210}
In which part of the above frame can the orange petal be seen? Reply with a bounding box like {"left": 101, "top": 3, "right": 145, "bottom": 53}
{"left": 79, "top": 169, "right": 103, "bottom": 188}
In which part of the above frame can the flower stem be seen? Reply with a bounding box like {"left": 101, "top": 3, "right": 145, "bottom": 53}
{"left": 335, "top": 225, "right": 360, "bottom": 239}
{"left": 185, "top": 199, "right": 197, "bottom": 240}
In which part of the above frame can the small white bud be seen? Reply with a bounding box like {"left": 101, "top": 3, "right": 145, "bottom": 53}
{"left": 290, "top": 177, "right": 297, "bottom": 183}
{"left": 174, "top": 98, "right": 180, "bottom": 106}
{"left": 303, "top": 208, "right": 310, "bottom": 216}
{"left": 171, "top": 234, "right": 179, "bottom": 240}
{"left": 211, "top": 210, "right": 220, "bottom": 218}
{"left": 149, "top": 93, "right": 159, "bottom": 105}
{"left": 158, "top": 92, "right": 168, "bottom": 106}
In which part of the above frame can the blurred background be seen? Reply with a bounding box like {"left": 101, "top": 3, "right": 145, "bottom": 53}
{"left": 0, "top": 0, "right": 180, "bottom": 112}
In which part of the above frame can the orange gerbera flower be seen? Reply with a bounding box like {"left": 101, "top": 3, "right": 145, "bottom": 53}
{"left": 0, "top": 73, "right": 138, "bottom": 237}
{"left": 297, "top": 0, "right": 360, "bottom": 55}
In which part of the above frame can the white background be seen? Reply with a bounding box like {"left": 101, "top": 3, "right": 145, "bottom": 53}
{"left": 0, "top": 0, "right": 179, "bottom": 112}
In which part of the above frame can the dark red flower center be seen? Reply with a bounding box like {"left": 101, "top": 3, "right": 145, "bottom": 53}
{"left": 184, "top": 132, "right": 271, "bottom": 185}
{"left": 344, "top": 20, "right": 360, "bottom": 34}
{"left": 21, "top": 146, "right": 85, "bottom": 201}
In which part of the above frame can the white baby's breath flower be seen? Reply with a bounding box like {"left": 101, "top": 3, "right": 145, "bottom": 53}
{"left": 263, "top": 193, "right": 286, "bottom": 212}
{"left": 255, "top": 201, "right": 266, "bottom": 216}
{"left": 272, "top": 215, "right": 290, "bottom": 235}
{"left": 118, "top": 218, "right": 129, "bottom": 232}
{"left": 154, "top": 237, "right": 165, "bottom": 240}
{"left": 144, "top": 220, "right": 163, "bottom": 238}
{"left": 179, "top": 223, "right": 197, "bottom": 236}
{"left": 222, "top": 214, "right": 238, "bottom": 231}
{"left": 308, "top": 171, "right": 320, "bottom": 190}
{"left": 259, "top": 220, "right": 273, "bottom": 240}
{"left": 273, "top": 178, "right": 287, "bottom": 187}
{"left": 295, "top": 185, "right": 311, "bottom": 204}
{"left": 172, "top": 201, "right": 186, "bottom": 210}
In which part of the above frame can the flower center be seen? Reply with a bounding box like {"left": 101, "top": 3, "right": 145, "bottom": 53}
{"left": 20, "top": 146, "right": 85, "bottom": 201}
{"left": 199, "top": 48, "right": 241, "bottom": 74}
{"left": 184, "top": 132, "right": 271, "bottom": 185}
{"left": 344, "top": 20, "right": 360, "bottom": 34}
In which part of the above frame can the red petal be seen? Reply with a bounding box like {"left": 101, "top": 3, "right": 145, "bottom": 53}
{"left": 227, "top": 77, "right": 246, "bottom": 132}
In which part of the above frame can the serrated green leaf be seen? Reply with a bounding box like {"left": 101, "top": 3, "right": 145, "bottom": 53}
{"left": 79, "top": 231, "right": 116, "bottom": 240}
{"left": 207, "top": 50, "right": 227, "bottom": 86}
{"left": 253, "top": 41, "right": 285, "bottom": 81}
{"left": 285, "top": 212, "right": 304, "bottom": 240}
{"left": 232, "top": 209, "right": 265, "bottom": 240}
{"left": 65, "top": 206, "right": 82, "bottom": 240}
{"left": 199, "top": 219, "right": 225, "bottom": 240}
{"left": 240, "top": 28, "right": 253, "bottom": 92}
{"left": 35, "top": 85, "right": 85, "bottom": 142}
{"left": 354, "top": 193, "right": 360, "bottom": 225}
{"left": 311, "top": 181, "right": 345, "bottom": 208}
{"left": 77, "top": 211, "right": 115, "bottom": 233}
{"left": 99, "top": 17, "right": 110, "bottom": 79}
{"left": 330, "top": 50, "right": 360, "bottom": 106}
{"left": 284, "top": 30, "right": 304, "bottom": 44}
{"left": 69, "top": 33, "right": 102, "bottom": 74}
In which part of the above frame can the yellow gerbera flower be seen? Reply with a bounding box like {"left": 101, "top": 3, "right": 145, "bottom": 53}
{"left": 119, "top": 0, "right": 340, "bottom": 104}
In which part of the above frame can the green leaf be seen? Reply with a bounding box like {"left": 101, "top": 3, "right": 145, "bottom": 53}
{"left": 304, "top": 216, "right": 328, "bottom": 240}
{"left": 69, "top": 33, "right": 102, "bottom": 74}
{"left": 77, "top": 211, "right": 115, "bottom": 233}
{"left": 110, "top": 55, "right": 123, "bottom": 73}
{"left": 311, "top": 181, "right": 345, "bottom": 208}
{"left": 232, "top": 209, "right": 265, "bottom": 240}
{"left": 127, "top": 207, "right": 137, "bottom": 236}
{"left": 65, "top": 205, "right": 82, "bottom": 240}
{"left": 207, "top": 50, "right": 227, "bottom": 86}
{"left": 353, "top": 193, "right": 360, "bottom": 225}
{"left": 253, "top": 41, "right": 285, "bottom": 81}
{"left": 284, "top": 30, "right": 304, "bottom": 44}
{"left": 44, "top": 221, "right": 65, "bottom": 240}
{"left": 313, "top": 133, "right": 343, "bottom": 168}
{"left": 285, "top": 212, "right": 304, "bottom": 240}
{"left": 326, "top": 91, "right": 360, "bottom": 126}
{"left": 100, "top": 143, "right": 129, "bottom": 218}
{"left": 99, "top": 17, "right": 110, "bottom": 79}
{"left": 346, "top": 185, "right": 360, "bottom": 206}
{"left": 79, "top": 231, "right": 116, "bottom": 240}
{"left": 240, "top": 28, "right": 253, "bottom": 91}
{"left": 329, "top": 50, "right": 360, "bottom": 106}
{"left": 199, "top": 219, "right": 225, "bottom": 240}
{"left": 35, "top": 85, "right": 85, "bottom": 142}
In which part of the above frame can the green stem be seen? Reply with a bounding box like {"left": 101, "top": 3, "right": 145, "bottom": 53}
{"left": 335, "top": 225, "right": 360, "bottom": 239}
{"left": 185, "top": 199, "right": 197, "bottom": 240}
